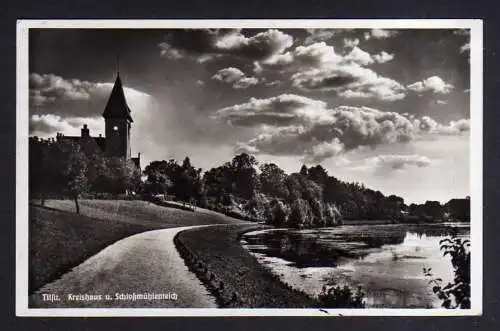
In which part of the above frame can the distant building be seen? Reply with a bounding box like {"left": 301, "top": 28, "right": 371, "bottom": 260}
{"left": 55, "top": 73, "right": 141, "bottom": 169}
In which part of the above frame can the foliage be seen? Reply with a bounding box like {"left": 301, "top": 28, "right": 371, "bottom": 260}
{"left": 310, "top": 198, "right": 325, "bottom": 227}
{"left": 259, "top": 163, "right": 289, "bottom": 199}
{"left": 423, "top": 234, "right": 471, "bottom": 309}
{"left": 143, "top": 160, "right": 174, "bottom": 195}
{"left": 324, "top": 203, "right": 341, "bottom": 226}
{"left": 266, "top": 198, "right": 289, "bottom": 227}
{"left": 317, "top": 284, "right": 366, "bottom": 308}
{"left": 288, "top": 198, "right": 313, "bottom": 229}
{"left": 231, "top": 153, "right": 260, "bottom": 200}
{"left": 29, "top": 138, "right": 142, "bottom": 204}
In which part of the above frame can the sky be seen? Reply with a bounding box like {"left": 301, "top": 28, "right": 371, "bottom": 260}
{"left": 28, "top": 27, "right": 472, "bottom": 204}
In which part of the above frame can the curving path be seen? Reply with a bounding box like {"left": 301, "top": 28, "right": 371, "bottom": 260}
{"left": 29, "top": 226, "right": 218, "bottom": 308}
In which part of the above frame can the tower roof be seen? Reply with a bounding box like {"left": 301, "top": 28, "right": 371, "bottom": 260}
{"left": 102, "top": 73, "right": 133, "bottom": 122}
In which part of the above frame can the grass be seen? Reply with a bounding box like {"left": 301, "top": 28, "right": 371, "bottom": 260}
{"left": 42, "top": 199, "right": 245, "bottom": 227}
{"left": 29, "top": 199, "right": 245, "bottom": 293}
{"left": 29, "top": 205, "right": 161, "bottom": 293}
{"left": 175, "top": 224, "right": 319, "bottom": 308}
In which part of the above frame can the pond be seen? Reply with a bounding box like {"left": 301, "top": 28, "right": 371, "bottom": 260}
{"left": 241, "top": 223, "right": 470, "bottom": 308}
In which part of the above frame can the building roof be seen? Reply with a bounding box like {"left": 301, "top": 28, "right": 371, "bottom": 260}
{"left": 58, "top": 136, "right": 105, "bottom": 155}
{"left": 102, "top": 73, "right": 133, "bottom": 122}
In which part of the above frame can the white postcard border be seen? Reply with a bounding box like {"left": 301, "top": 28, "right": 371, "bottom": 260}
{"left": 16, "top": 19, "right": 483, "bottom": 317}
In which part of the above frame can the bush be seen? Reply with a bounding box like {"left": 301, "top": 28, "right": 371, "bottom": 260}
{"left": 310, "top": 198, "right": 325, "bottom": 227}
{"left": 265, "top": 199, "right": 289, "bottom": 227}
{"left": 273, "top": 200, "right": 289, "bottom": 227}
{"left": 243, "top": 193, "right": 269, "bottom": 222}
{"left": 287, "top": 198, "right": 312, "bottom": 229}
{"left": 424, "top": 234, "right": 470, "bottom": 309}
{"left": 324, "top": 203, "right": 342, "bottom": 226}
{"left": 317, "top": 284, "right": 365, "bottom": 308}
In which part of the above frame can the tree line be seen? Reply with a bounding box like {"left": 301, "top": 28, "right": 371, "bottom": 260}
{"left": 29, "top": 137, "right": 469, "bottom": 225}
{"left": 29, "top": 137, "right": 141, "bottom": 213}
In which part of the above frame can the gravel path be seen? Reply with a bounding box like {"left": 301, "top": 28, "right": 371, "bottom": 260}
{"left": 30, "top": 226, "right": 218, "bottom": 308}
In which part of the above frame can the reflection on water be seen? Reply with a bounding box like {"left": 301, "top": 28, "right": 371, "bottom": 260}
{"left": 241, "top": 223, "right": 470, "bottom": 308}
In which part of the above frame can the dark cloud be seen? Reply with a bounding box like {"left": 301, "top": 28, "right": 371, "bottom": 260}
{"left": 216, "top": 94, "right": 470, "bottom": 162}
{"left": 29, "top": 73, "right": 150, "bottom": 118}
{"left": 291, "top": 66, "right": 406, "bottom": 101}
{"left": 159, "top": 29, "right": 294, "bottom": 62}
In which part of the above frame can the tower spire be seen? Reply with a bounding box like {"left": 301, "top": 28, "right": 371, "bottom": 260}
{"left": 116, "top": 52, "right": 120, "bottom": 76}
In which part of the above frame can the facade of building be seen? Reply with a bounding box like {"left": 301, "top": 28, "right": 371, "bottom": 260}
{"left": 55, "top": 73, "right": 141, "bottom": 169}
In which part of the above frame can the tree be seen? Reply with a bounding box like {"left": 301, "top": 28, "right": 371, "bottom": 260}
{"left": 231, "top": 153, "right": 260, "bottom": 199}
{"left": 143, "top": 159, "right": 182, "bottom": 196}
{"left": 266, "top": 198, "right": 289, "bottom": 227}
{"left": 173, "top": 157, "right": 203, "bottom": 203}
{"left": 105, "top": 157, "right": 141, "bottom": 195}
{"left": 204, "top": 162, "right": 233, "bottom": 200}
{"left": 259, "top": 163, "right": 289, "bottom": 199}
{"left": 288, "top": 198, "right": 313, "bottom": 229}
{"left": 324, "top": 203, "right": 342, "bottom": 226}
{"left": 423, "top": 201, "right": 444, "bottom": 220}
{"left": 60, "top": 143, "right": 89, "bottom": 214}
{"left": 299, "top": 164, "right": 309, "bottom": 176}
{"left": 307, "top": 165, "right": 328, "bottom": 186}
{"left": 445, "top": 198, "right": 470, "bottom": 221}
{"left": 310, "top": 198, "right": 325, "bottom": 227}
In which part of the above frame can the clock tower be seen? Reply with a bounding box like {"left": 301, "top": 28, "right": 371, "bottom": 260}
{"left": 102, "top": 73, "right": 133, "bottom": 159}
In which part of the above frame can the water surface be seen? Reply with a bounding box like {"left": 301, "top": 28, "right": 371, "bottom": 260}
{"left": 241, "top": 223, "right": 470, "bottom": 308}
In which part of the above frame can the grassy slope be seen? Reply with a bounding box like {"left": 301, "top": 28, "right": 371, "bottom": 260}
{"left": 30, "top": 200, "right": 245, "bottom": 293}
{"left": 43, "top": 199, "right": 245, "bottom": 227}
{"left": 175, "top": 224, "right": 318, "bottom": 308}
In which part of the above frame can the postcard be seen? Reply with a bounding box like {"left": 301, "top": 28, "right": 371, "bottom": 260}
{"left": 16, "top": 19, "right": 482, "bottom": 316}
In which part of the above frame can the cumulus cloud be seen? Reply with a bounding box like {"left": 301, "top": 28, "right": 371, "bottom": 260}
{"left": 215, "top": 94, "right": 469, "bottom": 162}
{"left": 29, "top": 114, "right": 105, "bottom": 137}
{"left": 159, "top": 29, "right": 294, "bottom": 62}
{"left": 343, "top": 38, "right": 360, "bottom": 49}
{"left": 257, "top": 42, "right": 342, "bottom": 73}
{"left": 29, "top": 73, "right": 151, "bottom": 117}
{"left": 369, "top": 29, "right": 398, "bottom": 39}
{"left": 366, "top": 154, "right": 432, "bottom": 174}
{"left": 257, "top": 42, "right": 386, "bottom": 71}
{"left": 291, "top": 65, "right": 406, "bottom": 101}
{"left": 30, "top": 73, "right": 95, "bottom": 106}
{"left": 253, "top": 42, "right": 403, "bottom": 101}
{"left": 372, "top": 51, "right": 395, "bottom": 63}
{"left": 407, "top": 76, "right": 454, "bottom": 94}
{"left": 343, "top": 47, "right": 375, "bottom": 66}
{"left": 211, "top": 67, "right": 259, "bottom": 89}
{"left": 304, "top": 29, "right": 349, "bottom": 44}
{"left": 308, "top": 139, "right": 345, "bottom": 163}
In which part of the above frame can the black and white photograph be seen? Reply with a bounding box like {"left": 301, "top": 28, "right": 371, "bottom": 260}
{"left": 16, "top": 20, "right": 482, "bottom": 316}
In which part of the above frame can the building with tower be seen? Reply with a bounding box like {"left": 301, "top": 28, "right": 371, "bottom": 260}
{"left": 54, "top": 73, "right": 141, "bottom": 169}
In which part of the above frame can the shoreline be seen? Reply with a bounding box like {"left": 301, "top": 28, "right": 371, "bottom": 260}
{"left": 174, "top": 224, "right": 319, "bottom": 308}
